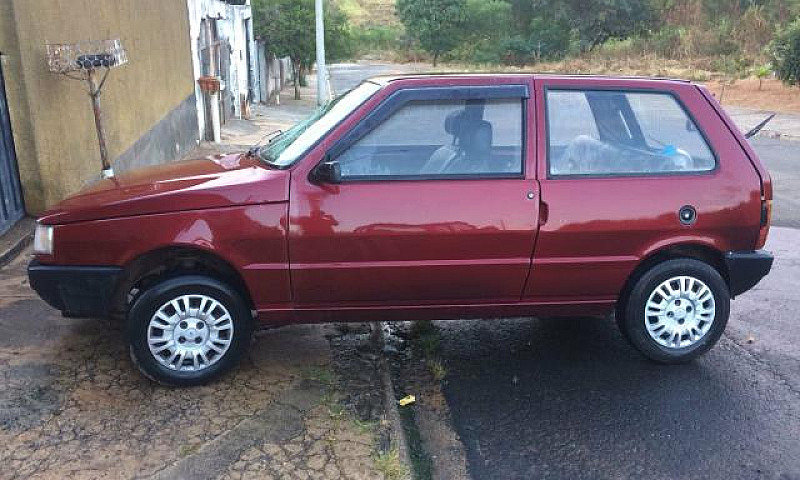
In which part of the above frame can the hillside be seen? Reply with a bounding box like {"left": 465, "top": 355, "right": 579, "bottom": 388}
{"left": 336, "top": 0, "right": 398, "bottom": 26}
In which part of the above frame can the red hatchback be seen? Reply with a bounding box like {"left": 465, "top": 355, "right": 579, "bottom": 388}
{"left": 29, "top": 74, "right": 773, "bottom": 385}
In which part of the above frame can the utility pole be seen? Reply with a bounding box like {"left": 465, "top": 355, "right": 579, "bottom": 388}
{"left": 315, "top": 0, "right": 328, "bottom": 105}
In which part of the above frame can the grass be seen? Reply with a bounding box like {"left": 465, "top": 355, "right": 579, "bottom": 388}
{"left": 354, "top": 418, "right": 379, "bottom": 435}
{"left": 374, "top": 447, "right": 411, "bottom": 480}
{"left": 427, "top": 359, "right": 447, "bottom": 382}
{"left": 302, "top": 365, "right": 336, "bottom": 387}
{"left": 178, "top": 443, "right": 200, "bottom": 457}
{"left": 410, "top": 321, "right": 447, "bottom": 382}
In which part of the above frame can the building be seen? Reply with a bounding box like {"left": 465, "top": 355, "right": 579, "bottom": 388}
{"left": 0, "top": 0, "right": 200, "bottom": 227}
{"left": 0, "top": 0, "right": 290, "bottom": 234}
{"left": 187, "top": 0, "right": 257, "bottom": 141}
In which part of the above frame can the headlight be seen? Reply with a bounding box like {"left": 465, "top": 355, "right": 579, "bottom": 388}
{"left": 33, "top": 223, "right": 54, "bottom": 255}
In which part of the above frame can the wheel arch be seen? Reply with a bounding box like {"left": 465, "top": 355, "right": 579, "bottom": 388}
{"left": 617, "top": 242, "right": 729, "bottom": 315}
{"left": 111, "top": 245, "right": 254, "bottom": 317}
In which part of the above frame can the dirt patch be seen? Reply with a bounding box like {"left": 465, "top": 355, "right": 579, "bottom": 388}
{"left": 704, "top": 78, "right": 800, "bottom": 114}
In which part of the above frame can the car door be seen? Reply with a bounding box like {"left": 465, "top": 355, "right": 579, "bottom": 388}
{"left": 526, "top": 76, "right": 762, "bottom": 304}
{"left": 288, "top": 81, "right": 539, "bottom": 308}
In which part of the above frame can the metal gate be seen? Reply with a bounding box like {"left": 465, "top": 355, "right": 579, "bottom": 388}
{"left": 0, "top": 61, "right": 25, "bottom": 235}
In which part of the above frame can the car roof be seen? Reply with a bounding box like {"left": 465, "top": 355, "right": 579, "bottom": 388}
{"left": 368, "top": 72, "right": 693, "bottom": 86}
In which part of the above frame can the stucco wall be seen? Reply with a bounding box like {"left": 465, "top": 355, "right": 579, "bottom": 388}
{"left": 0, "top": 0, "right": 198, "bottom": 213}
{"left": 187, "top": 0, "right": 254, "bottom": 141}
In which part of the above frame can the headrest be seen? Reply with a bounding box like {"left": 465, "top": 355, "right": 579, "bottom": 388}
{"left": 444, "top": 110, "right": 463, "bottom": 135}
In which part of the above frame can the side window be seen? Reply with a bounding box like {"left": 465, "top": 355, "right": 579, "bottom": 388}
{"left": 547, "top": 90, "right": 715, "bottom": 176}
{"left": 336, "top": 97, "right": 523, "bottom": 179}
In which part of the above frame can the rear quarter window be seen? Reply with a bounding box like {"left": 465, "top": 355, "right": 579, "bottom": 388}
{"left": 546, "top": 89, "right": 716, "bottom": 177}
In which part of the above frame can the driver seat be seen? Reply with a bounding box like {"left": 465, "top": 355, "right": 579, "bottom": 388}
{"left": 420, "top": 108, "right": 493, "bottom": 175}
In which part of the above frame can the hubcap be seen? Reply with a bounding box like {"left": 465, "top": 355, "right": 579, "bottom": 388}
{"left": 644, "top": 276, "right": 715, "bottom": 349}
{"left": 147, "top": 294, "right": 234, "bottom": 371}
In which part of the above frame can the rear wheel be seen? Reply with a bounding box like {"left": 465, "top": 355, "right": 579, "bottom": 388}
{"left": 127, "top": 275, "right": 252, "bottom": 386}
{"left": 619, "top": 258, "right": 729, "bottom": 364}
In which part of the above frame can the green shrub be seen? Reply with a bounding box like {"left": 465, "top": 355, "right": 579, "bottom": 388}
{"left": 351, "top": 25, "right": 403, "bottom": 55}
{"left": 528, "top": 16, "right": 572, "bottom": 61}
{"left": 771, "top": 17, "right": 800, "bottom": 86}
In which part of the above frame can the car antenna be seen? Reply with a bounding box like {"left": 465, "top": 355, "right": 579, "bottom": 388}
{"left": 744, "top": 113, "right": 776, "bottom": 139}
{"left": 247, "top": 129, "right": 283, "bottom": 156}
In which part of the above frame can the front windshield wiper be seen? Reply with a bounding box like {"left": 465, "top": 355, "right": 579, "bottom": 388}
{"left": 247, "top": 129, "right": 284, "bottom": 157}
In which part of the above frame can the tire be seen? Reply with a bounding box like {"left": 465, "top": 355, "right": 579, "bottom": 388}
{"left": 127, "top": 275, "right": 253, "bottom": 386}
{"left": 618, "top": 258, "right": 730, "bottom": 364}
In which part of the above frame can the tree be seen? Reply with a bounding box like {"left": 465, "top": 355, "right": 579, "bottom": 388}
{"left": 771, "top": 17, "right": 800, "bottom": 86}
{"left": 396, "top": 0, "right": 467, "bottom": 66}
{"left": 556, "top": 0, "right": 658, "bottom": 51}
{"left": 252, "top": 0, "right": 351, "bottom": 99}
{"left": 528, "top": 16, "right": 573, "bottom": 60}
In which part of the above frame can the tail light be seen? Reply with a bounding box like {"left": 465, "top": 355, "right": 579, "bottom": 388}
{"left": 756, "top": 198, "right": 771, "bottom": 249}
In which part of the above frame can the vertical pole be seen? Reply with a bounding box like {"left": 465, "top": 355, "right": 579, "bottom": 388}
{"left": 315, "top": 0, "right": 328, "bottom": 105}
{"left": 87, "top": 69, "right": 114, "bottom": 178}
{"left": 209, "top": 90, "right": 222, "bottom": 143}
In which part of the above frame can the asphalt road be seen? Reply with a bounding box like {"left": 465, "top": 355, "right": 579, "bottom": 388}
{"left": 328, "top": 63, "right": 800, "bottom": 479}
{"left": 328, "top": 62, "right": 408, "bottom": 94}
{"left": 750, "top": 137, "right": 800, "bottom": 229}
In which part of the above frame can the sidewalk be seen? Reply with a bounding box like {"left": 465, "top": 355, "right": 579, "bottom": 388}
{"left": 190, "top": 79, "right": 318, "bottom": 159}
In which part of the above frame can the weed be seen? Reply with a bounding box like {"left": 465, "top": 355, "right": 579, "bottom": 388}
{"left": 428, "top": 359, "right": 447, "bottom": 382}
{"left": 354, "top": 418, "right": 379, "bottom": 434}
{"left": 178, "top": 443, "right": 200, "bottom": 457}
{"left": 374, "top": 447, "right": 410, "bottom": 480}
{"left": 302, "top": 365, "right": 336, "bottom": 386}
{"left": 409, "top": 320, "right": 436, "bottom": 338}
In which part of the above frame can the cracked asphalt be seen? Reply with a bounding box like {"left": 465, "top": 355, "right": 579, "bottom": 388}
{"left": 0, "top": 248, "right": 386, "bottom": 479}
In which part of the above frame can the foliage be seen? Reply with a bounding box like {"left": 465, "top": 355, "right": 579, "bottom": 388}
{"left": 252, "top": 0, "right": 352, "bottom": 98}
{"left": 351, "top": 25, "right": 404, "bottom": 55}
{"left": 396, "top": 0, "right": 467, "bottom": 65}
{"left": 346, "top": 0, "right": 800, "bottom": 75}
{"left": 771, "top": 17, "right": 800, "bottom": 86}
{"left": 754, "top": 64, "right": 772, "bottom": 90}
{"left": 556, "top": 0, "right": 659, "bottom": 51}
{"left": 452, "top": 0, "right": 513, "bottom": 63}
{"left": 528, "top": 16, "right": 573, "bottom": 60}
{"left": 733, "top": 5, "right": 775, "bottom": 59}
{"left": 373, "top": 448, "right": 409, "bottom": 480}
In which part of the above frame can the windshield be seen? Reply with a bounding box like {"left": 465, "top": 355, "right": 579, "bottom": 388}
{"left": 259, "top": 82, "right": 382, "bottom": 167}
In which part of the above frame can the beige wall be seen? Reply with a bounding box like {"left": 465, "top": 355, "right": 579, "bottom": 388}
{"left": 0, "top": 0, "right": 197, "bottom": 213}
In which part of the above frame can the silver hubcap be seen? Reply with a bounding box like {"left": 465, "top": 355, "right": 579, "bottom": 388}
{"left": 147, "top": 294, "right": 234, "bottom": 371}
{"left": 644, "top": 276, "right": 715, "bottom": 349}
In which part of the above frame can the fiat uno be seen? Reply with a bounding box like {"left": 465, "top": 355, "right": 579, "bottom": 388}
{"left": 28, "top": 74, "right": 773, "bottom": 385}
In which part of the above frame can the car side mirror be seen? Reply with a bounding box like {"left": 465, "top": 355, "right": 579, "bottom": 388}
{"left": 311, "top": 160, "right": 342, "bottom": 185}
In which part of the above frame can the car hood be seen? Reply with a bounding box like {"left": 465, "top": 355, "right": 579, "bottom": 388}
{"left": 39, "top": 153, "right": 289, "bottom": 225}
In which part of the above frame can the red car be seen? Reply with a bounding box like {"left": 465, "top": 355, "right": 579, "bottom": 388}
{"left": 28, "top": 74, "right": 773, "bottom": 385}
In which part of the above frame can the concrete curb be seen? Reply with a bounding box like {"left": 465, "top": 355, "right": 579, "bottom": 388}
{"left": 372, "top": 322, "right": 413, "bottom": 471}
{"left": 0, "top": 217, "right": 34, "bottom": 268}
{"left": 756, "top": 130, "right": 800, "bottom": 142}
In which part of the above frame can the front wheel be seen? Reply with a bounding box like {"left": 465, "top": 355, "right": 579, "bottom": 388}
{"left": 127, "top": 275, "right": 252, "bottom": 386}
{"left": 619, "top": 259, "right": 730, "bottom": 364}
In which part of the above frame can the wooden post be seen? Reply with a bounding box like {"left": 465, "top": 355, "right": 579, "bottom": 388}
{"left": 87, "top": 69, "right": 113, "bottom": 178}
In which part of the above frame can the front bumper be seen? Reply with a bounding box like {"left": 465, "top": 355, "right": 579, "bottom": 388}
{"left": 724, "top": 250, "right": 774, "bottom": 298}
{"left": 28, "top": 260, "right": 124, "bottom": 318}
